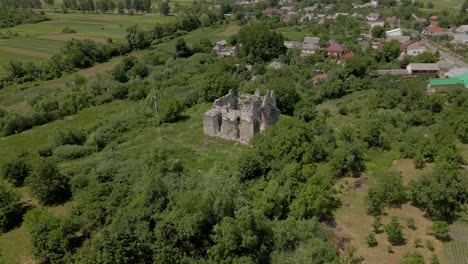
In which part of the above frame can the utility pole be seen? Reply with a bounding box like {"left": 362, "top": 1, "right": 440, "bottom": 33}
{"left": 152, "top": 83, "right": 163, "bottom": 140}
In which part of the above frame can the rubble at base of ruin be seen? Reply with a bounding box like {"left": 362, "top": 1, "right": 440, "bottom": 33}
{"left": 203, "top": 89, "right": 280, "bottom": 144}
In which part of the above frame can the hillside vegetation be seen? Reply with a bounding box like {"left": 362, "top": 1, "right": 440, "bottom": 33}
{"left": 0, "top": 0, "right": 467, "bottom": 263}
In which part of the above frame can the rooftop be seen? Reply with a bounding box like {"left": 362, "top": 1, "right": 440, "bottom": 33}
{"left": 327, "top": 42, "right": 344, "bottom": 52}
{"left": 407, "top": 63, "right": 440, "bottom": 71}
{"left": 428, "top": 73, "right": 468, "bottom": 87}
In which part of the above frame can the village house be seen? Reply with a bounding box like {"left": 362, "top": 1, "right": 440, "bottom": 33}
{"left": 333, "top": 13, "right": 349, "bottom": 20}
{"left": 326, "top": 42, "right": 344, "bottom": 58}
{"left": 386, "top": 28, "right": 402, "bottom": 37}
{"left": 369, "top": 21, "right": 385, "bottom": 29}
{"left": 300, "top": 13, "right": 314, "bottom": 22}
{"left": 452, "top": 34, "right": 468, "bottom": 45}
{"left": 212, "top": 40, "right": 235, "bottom": 58}
{"left": 386, "top": 16, "right": 398, "bottom": 27}
{"left": 455, "top": 25, "right": 468, "bottom": 34}
{"left": 407, "top": 63, "right": 440, "bottom": 77}
{"left": 406, "top": 42, "right": 431, "bottom": 56}
{"left": 366, "top": 13, "right": 380, "bottom": 22}
{"left": 427, "top": 73, "right": 468, "bottom": 92}
{"left": 301, "top": 37, "right": 320, "bottom": 56}
{"left": 284, "top": 41, "right": 302, "bottom": 49}
{"left": 268, "top": 61, "right": 282, "bottom": 70}
{"left": 281, "top": 12, "right": 296, "bottom": 23}
{"left": 263, "top": 8, "right": 281, "bottom": 16}
{"left": 387, "top": 35, "right": 411, "bottom": 44}
{"left": 339, "top": 52, "right": 354, "bottom": 64}
{"left": 445, "top": 67, "right": 468, "bottom": 77}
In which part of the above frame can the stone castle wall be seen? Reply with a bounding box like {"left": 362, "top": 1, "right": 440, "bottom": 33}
{"left": 203, "top": 89, "right": 280, "bottom": 144}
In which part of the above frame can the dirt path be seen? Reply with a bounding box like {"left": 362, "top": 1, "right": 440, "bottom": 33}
{"left": 0, "top": 46, "right": 51, "bottom": 58}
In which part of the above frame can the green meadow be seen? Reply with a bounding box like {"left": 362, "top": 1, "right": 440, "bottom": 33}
{"left": 0, "top": 12, "right": 175, "bottom": 66}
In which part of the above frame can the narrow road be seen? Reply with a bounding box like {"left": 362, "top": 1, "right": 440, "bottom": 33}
{"left": 420, "top": 39, "right": 468, "bottom": 68}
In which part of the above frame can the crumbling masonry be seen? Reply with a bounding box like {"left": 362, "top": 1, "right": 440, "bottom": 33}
{"left": 203, "top": 89, "right": 280, "bottom": 144}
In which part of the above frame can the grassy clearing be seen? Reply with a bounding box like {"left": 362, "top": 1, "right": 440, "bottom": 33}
{"left": 0, "top": 100, "right": 133, "bottom": 167}
{"left": 334, "top": 140, "right": 444, "bottom": 263}
{"left": 0, "top": 54, "right": 124, "bottom": 111}
{"left": 153, "top": 25, "right": 240, "bottom": 53}
{"left": 419, "top": 0, "right": 464, "bottom": 10}
{"left": 116, "top": 103, "right": 246, "bottom": 172}
{"left": 0, "top": 12, "right": 175, "bottom": 66}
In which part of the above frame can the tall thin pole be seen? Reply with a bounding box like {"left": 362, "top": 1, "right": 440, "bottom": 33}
{"left": 152, "top": 83, "right": 163, "bottom": 140}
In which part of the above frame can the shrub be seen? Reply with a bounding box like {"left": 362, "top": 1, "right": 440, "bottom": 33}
{"left": 0, "top": 183, "right": 22, "bottom": 232}
{"left": 426, "top": 239, "right": 434, "bottom": 251}
{"left": 406, "top": 217, "right": 416, "bottom": 230}
{"left": 50, "top": 128, "right": 86, "bottom": 147}
{"left": 387, "top": 244, "right": 393, "bottom": 253}
{"left": 37, "top": 145, "right": 53, "bottom": 157}
{"left": 237, "top": 151, "right": 265, "bottom": 181}
{"left": 2, "top": 158, "right": 30, "bottom": 186}
{"left": 23, "top": 208, "right": 79, "bottom": 262}
{"left": 385, "top": 216, "right": 405, "bottom": 245}
{"left": 430, "top": 221, "right": 450, "bottom": 241}
{"left": 372, "top": 216, "right": 383, "bottom": 233}
{"left": 26, "top": 159, "right": 71, "bottom": 205}
{"left": 401, "top": 252, "right": 424, "bottom": 264}
{"left": 414, "top": 238, "right": 423, "bottom": 248}
{"left": 54, "top": 145, "right": 94, "bottom": 160}
{"left": 367, "top": 233, "right": 377, "bottom": 247}
{"left": 61, "top": 26, "right": 76, "bottom": 33}
{"left": 430, "top": 254, "right": 439, "bottom": 264}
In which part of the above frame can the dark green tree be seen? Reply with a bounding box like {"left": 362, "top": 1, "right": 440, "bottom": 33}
{"left": 371, "top": 25, "right": 385, "bottom": 38}
{"left": 2, "top": 157, "right": 30, "bottom": 186}
{"left": 0, "top": 183, "right": 22, "bottom": 232}
{"left": 237, "top": 23, "right": 286, "bottom": 63}
{"left": 159, "top": 0, "right": 170, "bottom": 15}
{"left": 175, "top": 38, "right": 193, "bottom": 58}
{"left": 26, "top": 159, "right": 71, "bottom": 205}
{"left": 409, "top": 168, "right": 466, "bottom": 219}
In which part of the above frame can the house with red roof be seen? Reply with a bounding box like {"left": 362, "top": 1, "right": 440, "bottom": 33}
{"left": 426, "top": 25, "right": 444, "bottom": 34}
{"left": 263, "top": 8, "right": 281, "bottom": 15}
{"left": 326, "top": 42, "right": 344, "bottom": 58}
{"left": 339, "top": 52, "right": 354, "bottom": 64}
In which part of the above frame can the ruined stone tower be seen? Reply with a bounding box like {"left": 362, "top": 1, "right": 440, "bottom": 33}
{"left": 203, "top": 89, "right": 280, "bottom": 144}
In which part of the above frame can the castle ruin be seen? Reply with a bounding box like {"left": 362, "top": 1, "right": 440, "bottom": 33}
{"left": 203, "top": 89, "right": 280, "bottom": 144}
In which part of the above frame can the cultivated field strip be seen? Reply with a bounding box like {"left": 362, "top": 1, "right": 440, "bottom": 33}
{"left": 445, "top": 221, "right": 468, "bottom": 264}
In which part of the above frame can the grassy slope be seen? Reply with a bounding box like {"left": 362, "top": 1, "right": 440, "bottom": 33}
{"left": 0, "top": 25, "right": 242, "bottom": 264}
{"left": 0, "top": 12, "right": 175, "bottom": 66}
{"left": 419, "top": 0, "right": 464, "bottom": 10}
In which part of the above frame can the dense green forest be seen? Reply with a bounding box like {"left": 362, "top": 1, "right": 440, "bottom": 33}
{"left": 0, "top": 0, "right": 467, "bottom": 263}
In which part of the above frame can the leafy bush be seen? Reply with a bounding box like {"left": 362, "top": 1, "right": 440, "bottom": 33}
{"left": 237, "top": 151, "right": 265, "bottom": 181}
{"left": 0, "top": 183, "right": 22, "bottom": 232}
{"left": 401, "top": 252, "right": 425, "bottom": 264}
{"left": 23, "top": 208, "right": 79, "bottom": 262}
{"left": 2, "top": 157, "right": 30, "bottom": 186}
{"left": 368, "top": 171, "right": 406, "bottom": 214}
{"left": 385, "top": 216, "right": 405, "bottom": 245}
{"left": 26, "top": 159, "right": 71, "bottom": 205}
{"left": 61, "top": 27, "right": 76, "bottom": 33}
{"left": 50, "top": 127, "right": 86, "bottom": 147}
{"left": 409, "top": 168, "right": 466, "bottom": 219}
{"left": 430, "top": 221, "right": 450, "bottom": 241}
{"left": 54, "top": 145, "right": 94, "bottom": 160}
{"left": 367, "top": 233, "right": 377, "bottom": 247}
